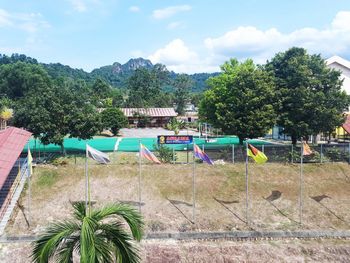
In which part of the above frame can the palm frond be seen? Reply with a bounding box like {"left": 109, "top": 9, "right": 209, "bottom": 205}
{"left": 91, "top": 203, "right": 144, "bottom": 241}
{"left": 93, "top": 234, "right": 115, "bottom": 263}
{"left": 31, "top": 220, "right": 80, "bottom": 263}
{"left": 71, "top": 201, "right": 87, "bottom": 220}
{"left": 99, "top": 222, "right": 141, "bottom": 263}
{"left": 54, "top": 234, "right": 81, "bottom": 263}
{"left": 80, "top": 217, "right": 98, "bottom": 263}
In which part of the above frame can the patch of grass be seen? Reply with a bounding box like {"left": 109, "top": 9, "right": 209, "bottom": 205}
{"left": 36, "top": 170, "right": 59, "bottom": 188}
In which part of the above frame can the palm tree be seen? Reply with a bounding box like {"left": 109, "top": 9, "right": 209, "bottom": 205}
{"left": 31, "top": 202, "right": 144, "bottom": 263}
{"left": 0, "top": 107, "right": 13, "bottom": 129}
{"left": 166, "top": 118, "right": 187, "bottom": 135}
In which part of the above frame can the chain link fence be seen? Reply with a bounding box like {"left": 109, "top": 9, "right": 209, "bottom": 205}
{"left": 201, "top": 143, "right": 350, "bottom": 164}
{"left": 28, "top": 142, "right": 350, "bottom": 165}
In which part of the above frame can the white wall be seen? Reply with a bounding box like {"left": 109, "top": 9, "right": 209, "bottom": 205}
{"left": 327, "top": 62, "right": 350, "bottom": 95}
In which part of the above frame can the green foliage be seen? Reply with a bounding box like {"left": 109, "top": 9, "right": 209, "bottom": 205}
{"left": 266, "top": 47, "right": 350, "bottom": 144}
{"left": 200, "top": 59, "right": 277, "bottom": 144}
{"left": 190, "top": 92, "right": 203, "bottom": 107}
{"left": 0, "top": 62, "right": 52, "bottom": 100}
{"left": 13, "top": 75, "right": 100, "bottom": 149}
{"left": 31, "top": 202, "right": 144, "bottom": 263}
{"left": 324, "top": 146, "right": 349, "bottom": 162}
{"left": 173, "top": 74, "right": 192, "bottom": 115}
{"left": 126, "top": 66, "right": 171, "bottom": 107}
{"left": 154, "top": 144, "right": 176, "bottom": 163}
{"left": 101, "top": 107, "right": 128, "bottom": 136}
{"left": 166, "top": 118, "right": 187, "bottom": 135}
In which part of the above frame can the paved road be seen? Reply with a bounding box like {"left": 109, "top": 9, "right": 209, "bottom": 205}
{"left": 119, "top": 128, "right": 200, "bottom": 138}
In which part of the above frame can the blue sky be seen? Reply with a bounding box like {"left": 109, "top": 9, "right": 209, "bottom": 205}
{"left": 1, "top": 0, "right": 350, "bottom": 73}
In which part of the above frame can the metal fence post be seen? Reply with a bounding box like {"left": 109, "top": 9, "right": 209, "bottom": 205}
{"left": 262, "top": 144, "right": 265, "bottom": 153}
{"left": 348, "top": 142, "right": 350, "bottom": 164}
{"left": 291, "top": 144, "right": 294, "bottom": 164}
{"left": 173, "top": 146, "right": 175, "bottom": 164}
{"left": 232, "top": 144, "right": 235, "bottom": 164}
{"left": 320, "top": 144, "right": 323, "bottom": 163}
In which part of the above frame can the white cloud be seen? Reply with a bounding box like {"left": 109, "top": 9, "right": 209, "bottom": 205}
{"left": 204, "top": 11, "right": 350, "bottom": 63}
{"left": 146, "top": 11, "right": 350, "bottom": 73}
{"left": 148, "top": 39, "right": 219, "bottom": 73}
{"left": 69, "top": 0, "right": 87, "bottom": 12}
{"left": 129, "top": 6, "right": 140, "bottom": 13}
{"left": 148, "top": 39, "right": 197, "bottom": 65}
{"left": 167, "top": 21, "right": 184, "bottom": 30}
{"left": 0, "top": 9, "right": 12, "bottom": 27}
{"left": 152, "top": 5, "right": 191, "bottom": 20}
{"left": 0, "top": 9, "right": 50, "bottom": 33}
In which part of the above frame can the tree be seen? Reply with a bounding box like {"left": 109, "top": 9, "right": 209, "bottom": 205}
{"left": 13, "top": 84, "right": 66, "bottom": 146}
{"left": 190, "top": 93, "right": 203, "bottom": 107}
{"left": 266, "top": 47, "right": 350, "bottom": 144}
{"left": 0, "top": 62, "right": 52, "bottom": 100}
{"left": 32, "top": 202, "right": 143, "bottom": 263}
{"left": 14, "top": 81, "right": 101, "bottom": 152}
{"left": 166, "top": 118, "right": 187, "bottom": 135}
{"left": 199, "top": 59, "right": 276, "bottom": 144}
{"left": 91, "top": 78, "right": 113, "bottom": 107}
{"left": 101, "top": 107, "right": 128, "bottom": 135}
{"left": 174, "top": 74, "right": 192, "bottom": 115}
{"left": 126, "top": 66, "right": 170, "bottom": 107}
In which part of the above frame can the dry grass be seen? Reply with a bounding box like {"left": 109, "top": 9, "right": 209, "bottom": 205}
{"left": 5, "top": 158, "right": 350, "bottom": 236}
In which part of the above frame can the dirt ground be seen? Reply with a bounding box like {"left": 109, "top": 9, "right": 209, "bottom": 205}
{"left": 1, "top": 158, "right": 350, "bottom": 261}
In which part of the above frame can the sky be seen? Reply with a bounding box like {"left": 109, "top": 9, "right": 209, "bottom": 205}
{"left": 1, "top": 0, "right": 350, "bottom": 73}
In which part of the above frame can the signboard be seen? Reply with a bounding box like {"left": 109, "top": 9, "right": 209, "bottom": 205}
{"left": 158, "top": 135, "right": 193, "bottom": 144}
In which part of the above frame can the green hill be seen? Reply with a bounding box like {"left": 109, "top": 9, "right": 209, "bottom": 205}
{"left": 0, "top": 53, "right": 217, "bottom": 93}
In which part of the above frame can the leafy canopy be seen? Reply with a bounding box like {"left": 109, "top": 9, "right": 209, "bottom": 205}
{"left": 199, "top": 59, "right": 276, "bottom": 144}
{"left": 266, "top": 47, "right": 350, "bottom": 143}
{"left": 101, "top": 107, "right": 128, "bottom": 136}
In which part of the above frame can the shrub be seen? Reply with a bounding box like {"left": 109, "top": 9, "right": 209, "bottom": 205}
{"left": 154, "top": 144, "right": 176, "bottom": 163}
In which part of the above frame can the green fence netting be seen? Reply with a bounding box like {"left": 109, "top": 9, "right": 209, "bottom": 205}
{"left": 23, "top": 136, "right": 272, "bottom": 153}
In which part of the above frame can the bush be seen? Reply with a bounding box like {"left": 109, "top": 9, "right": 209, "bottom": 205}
{"left": 325, "top": 147, "right": 349, "bottom": 162}
{"left": 51, "top": 157, "right": 69, "bottom": 166}
{"left": 154, "top": 144, "right": 176, "bottom": 163}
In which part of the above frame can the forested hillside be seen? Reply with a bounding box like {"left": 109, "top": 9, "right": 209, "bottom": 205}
{"left": 0, "top": 54, "right": 216, "bottom": 92}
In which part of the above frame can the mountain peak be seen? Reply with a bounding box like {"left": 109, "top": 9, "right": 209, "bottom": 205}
{"left": 123, "top": 58, "right": 153, "bottom": 71}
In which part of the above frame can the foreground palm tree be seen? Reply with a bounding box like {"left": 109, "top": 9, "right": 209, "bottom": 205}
{"left": 31, "top": 202, "right": 144, "bottom": 263}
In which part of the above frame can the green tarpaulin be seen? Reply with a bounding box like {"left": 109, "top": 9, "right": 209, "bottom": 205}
{"left": 23, "top": 136, "right": 271, "bottom": 153}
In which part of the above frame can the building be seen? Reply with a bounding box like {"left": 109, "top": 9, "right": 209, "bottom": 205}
{"left": 121, "top": 108, "right": 177, "bottom": 128}
{"left": 325, "top": 56, "right": 350, "bottom": 141}
{"left": 326, "top": 55, "right": 350, "bottom": 94}
{"left": 0, "top": 127, "right": 31, "bottom": 234}
{"left": 175, "top": 102, "right": 199, "bottom": 123}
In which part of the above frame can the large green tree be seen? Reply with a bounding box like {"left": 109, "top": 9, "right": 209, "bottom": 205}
{"left": 266, "top": 47, "right": 350, "bottom": 144}
{"left": 101, "top": 107, "right": 128, "bottom": 136}
{"left": 126, "top": 66, "right": 171, "bottom": 107}
{"left": 32, "top": 202, "right": 143, "bottom": 263}
{"left": 173, "top": 74, "right": 193, "bottom": 115}
{"left": 0, "top": 62, "right": 52, "bottom": 99}
{"left": 14, "top": 79, "right": 101, "bottom": 152}
{"left": 199, "top": 59, "right": 276, "bottom": 144}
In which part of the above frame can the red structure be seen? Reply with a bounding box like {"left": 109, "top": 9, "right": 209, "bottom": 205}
{"left": 0, "top": 127, "right": 32, "bottom": 221}
{"left": 0, "top": 127, "right": 32, "bottom": 188}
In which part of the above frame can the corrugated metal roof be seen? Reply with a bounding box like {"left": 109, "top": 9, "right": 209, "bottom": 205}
{"left": 0, "top": 127, "right": 32, "bottom": 189}
{"left": 121, "top": 108, "right": 177, "bottom": 117}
